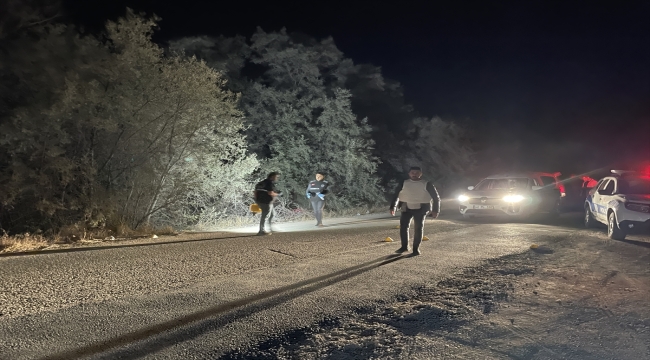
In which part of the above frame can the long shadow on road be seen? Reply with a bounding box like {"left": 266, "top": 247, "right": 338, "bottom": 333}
{"left": 42, "top": 253, "right": 408, "bottom": 360}
{"left": 617, "top": 238, "right": 650, "bottom": 249}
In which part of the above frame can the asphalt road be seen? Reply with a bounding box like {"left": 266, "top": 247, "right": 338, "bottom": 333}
{"left": 1, "top": 210, "right": 645, "bottom": 360}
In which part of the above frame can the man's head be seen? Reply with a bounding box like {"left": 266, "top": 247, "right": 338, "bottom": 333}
{"left": 408, "top": 166, "right": 423, "bottom": 180}
{"left": 315, "top": 172, "right": 325, "bottom": 181}
{"left": 268, "top": 171, "right": 280, "bottom": 182}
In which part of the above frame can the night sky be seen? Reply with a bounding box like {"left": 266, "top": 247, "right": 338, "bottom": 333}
{"left": 63, "top": 0, "right": 650, "bottom": 173}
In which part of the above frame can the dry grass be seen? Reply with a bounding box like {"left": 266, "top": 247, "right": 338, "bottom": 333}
{"left": 0, "top": 231, "right": 52, "bottom": 253}
{"left": 0, "top": 222, "right": 179, "bottom": 254}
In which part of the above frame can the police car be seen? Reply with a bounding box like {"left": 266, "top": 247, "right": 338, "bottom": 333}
{"left": 584, "top": 170, "right": 650, "bottom": 240}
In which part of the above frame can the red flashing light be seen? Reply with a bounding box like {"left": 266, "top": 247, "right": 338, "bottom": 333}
{"left": 582, "top": 176, "right": 597, "bottom": 188}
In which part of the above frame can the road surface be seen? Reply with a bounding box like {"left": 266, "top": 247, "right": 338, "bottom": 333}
{"left": 1, "top": 210, "right": 648, "bottom": 359}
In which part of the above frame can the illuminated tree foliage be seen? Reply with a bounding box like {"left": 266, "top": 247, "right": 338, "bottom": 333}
{"left": 173, "top": 29, "right": 383, "bottom": 209}
{"left": 0, "top": 10, "right": 256, "bottom": 232}
{"left": 172, "top": 30, "right": 475, "bottom": 199}
{"left": 0, "top": 8, "right": 475, "bottom": 233}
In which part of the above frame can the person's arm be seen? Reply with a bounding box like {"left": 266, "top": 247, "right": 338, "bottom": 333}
{"left": 306, "top": 182, "right": 312, "bottom": 199}
{"left": 426, "top": 181, "right": 441, "bottom": 214}
{"left": 317, "top": 181, "right": 330, "bottom": 200}
{"left": 320, "top": 181, "right": 330, "bottom": 195}
{"left": 390, "top": 181, "right": 404, "bottom": 215}
{"left": 265, "top": 180, "right": 278, "bottom": 197}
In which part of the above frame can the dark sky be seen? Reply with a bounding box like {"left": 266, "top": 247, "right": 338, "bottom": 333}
{"left": 64, "top": 0, "right": 650, "bottom": 172}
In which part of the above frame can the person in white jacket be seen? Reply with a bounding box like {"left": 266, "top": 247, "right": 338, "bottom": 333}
{"left": 389, "top": 166, "right": 441, "bottom": 255}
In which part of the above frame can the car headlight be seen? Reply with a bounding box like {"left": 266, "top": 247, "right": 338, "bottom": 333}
{"left": 625, "top": 202, "right": 650, "bottom": 213}
{"left": 503, "top": 194, "right": 525, "bottom": 203}
{"left": 458, "top": 195, "right": 469, "bottom": 202}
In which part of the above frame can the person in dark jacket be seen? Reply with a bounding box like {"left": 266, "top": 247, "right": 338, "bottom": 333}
{"left": 254, "top": 172, "right": 281, "bottom": 235}
{"left": 305, "top": 172, "right": 330, "bottom": 226}
{"left": 390, "top": 166, "right": 441, "bottom": 255}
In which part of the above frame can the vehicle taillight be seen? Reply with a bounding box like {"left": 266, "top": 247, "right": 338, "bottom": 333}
{"left": 558, "top": 183, "right": 566, "bottom": 197}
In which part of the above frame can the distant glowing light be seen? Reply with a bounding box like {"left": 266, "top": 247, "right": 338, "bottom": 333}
{"left": 582, "top": 176, "right": 598, "bottom": 188}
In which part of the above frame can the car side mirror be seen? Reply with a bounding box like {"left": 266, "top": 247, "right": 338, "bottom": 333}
{"left": 532, "top": 186, "right": 543, "bottom": 191}
{"left": 467, "top": 186, "right": 475, "bottom": 191}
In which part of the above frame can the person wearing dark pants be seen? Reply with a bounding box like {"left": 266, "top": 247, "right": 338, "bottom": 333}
{"left": 258, "top": 203, "right": 274, "bottom": 234}
{"left": 306, "top": 172, "right": 330, "bottom": 226}
{"left": 390, "top": 166, "right": 441, "bottom": 256}
{"left": 254, "top": 172, "right": 281, "bottom": 235}
{"left": 399, "top": 211, "right": 427, "bottom": 253}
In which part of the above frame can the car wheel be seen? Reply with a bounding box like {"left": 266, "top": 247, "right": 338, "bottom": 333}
{"left": 607, "top": 212, "right": 626, "bottom": 240}
{"left": 584, "top": 206, "right": 595, "bottom": 228}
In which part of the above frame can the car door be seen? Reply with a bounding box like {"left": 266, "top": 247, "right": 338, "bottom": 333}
{"left": 592, "top": 179, "right": 615, "bottom": 221}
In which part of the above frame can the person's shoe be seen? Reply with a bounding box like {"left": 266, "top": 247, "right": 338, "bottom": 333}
{"left": 411, "top": 247, "right": 421, "bottom": 256}
{"left": 395, "top": 247, "right": 410, "bottom": 253}
{"left": 257, "top": 231, "right": 271, "bottom": 236}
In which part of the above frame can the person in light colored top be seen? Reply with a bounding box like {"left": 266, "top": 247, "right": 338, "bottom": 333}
{"left": 389, "top": 166, "right": 441, "bottom": 255}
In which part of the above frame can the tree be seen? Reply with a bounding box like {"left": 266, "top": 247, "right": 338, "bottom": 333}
{"left": 0, "top": 9, "right": 257, "bottom": 232}
{"left": 0, "top": 0, "right": 61, "bottom": 40}
{"left": 241, "top": 28, "right": 382, "bottom": 208}
{"left": 170, "top": 29, "right": 477, "bottom": 206}
{"left": 401, "top": 117, "right": 476, "bottom": 194}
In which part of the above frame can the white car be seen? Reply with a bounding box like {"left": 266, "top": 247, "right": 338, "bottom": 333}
{"left": 584, "top": 170, "right": 650, "bottom": 240}
{"left": 458, "top": 172, "right": 562, "bottom": 219}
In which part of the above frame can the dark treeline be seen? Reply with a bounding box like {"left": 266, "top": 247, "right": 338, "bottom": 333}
{"left": 0, "top": 3, "right": 474, "bottom": 234}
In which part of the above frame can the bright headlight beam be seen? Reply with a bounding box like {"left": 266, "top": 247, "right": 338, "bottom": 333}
{"left": 458, "top": 195, "right": 469, "bottom": 202}
{"left": 503, "top": 194, "right": 525, "bottom": 203}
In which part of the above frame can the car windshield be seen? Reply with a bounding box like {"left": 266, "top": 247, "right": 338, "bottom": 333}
{"left": 618, "top": 177, "right": 650, "bottom": 194}
{"left": 475, "top": 178, "right": 530, "bottom": 191}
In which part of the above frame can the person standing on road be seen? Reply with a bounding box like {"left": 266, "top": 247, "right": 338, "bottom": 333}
{"left": 254, "top": 172, "right": 282, "bottom": 235}
{"left": 306, "top": 172, "right": 330, "bottom": 226}
{"left": 390, "top": 166, "right": 441, "bottom": 256}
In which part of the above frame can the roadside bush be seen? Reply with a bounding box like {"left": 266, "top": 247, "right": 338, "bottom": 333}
{"left": 0, "top": 10, "right": 257, "bottom": 233}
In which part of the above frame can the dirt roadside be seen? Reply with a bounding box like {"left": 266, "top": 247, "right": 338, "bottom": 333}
{"left": 222, "top": 230, "right": 650, "bottom": 359}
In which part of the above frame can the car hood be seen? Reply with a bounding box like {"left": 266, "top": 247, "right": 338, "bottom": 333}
{"left": 466, "top": 190, "right": 529, "bottom": 198}
{"left": 621, "top": 194, "right": 650, "bottom": 204}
